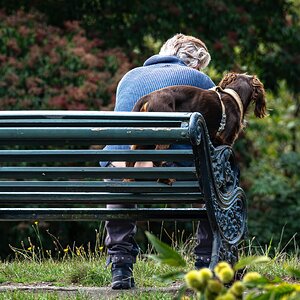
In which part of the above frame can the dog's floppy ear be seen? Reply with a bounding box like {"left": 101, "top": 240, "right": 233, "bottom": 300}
{"left": 219, "top": 72, "right": 238, "bottom": 89}
{"left": 252, "top": 76, "right": 267, "bottom": 118}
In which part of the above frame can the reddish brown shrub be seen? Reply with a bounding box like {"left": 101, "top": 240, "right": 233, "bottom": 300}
{"left": 0, "top": 9, "right": 134, "bottom": 110}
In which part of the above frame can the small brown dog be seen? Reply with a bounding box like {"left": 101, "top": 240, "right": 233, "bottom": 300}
{"left": 125, "top": 73, "right": 267, "bottom": 181}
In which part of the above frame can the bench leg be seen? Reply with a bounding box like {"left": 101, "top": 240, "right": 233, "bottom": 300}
{"left": 205, "top": 171, "right": 247, "bottom": 268}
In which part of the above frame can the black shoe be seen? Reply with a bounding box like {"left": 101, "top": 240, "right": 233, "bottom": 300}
{"left": 195, "top": 255, "right": 211, "bottom": 269}
{"left": 111, "top": 262, "right": 135, "bottom": 290}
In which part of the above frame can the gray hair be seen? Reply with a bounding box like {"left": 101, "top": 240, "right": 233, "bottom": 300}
{"left": 159, "top": 33, "right": 211, "bottom": 70}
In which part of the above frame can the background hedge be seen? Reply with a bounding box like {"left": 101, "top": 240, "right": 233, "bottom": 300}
{"left": 0, "top": 2, "right": 299, "bottom": 258}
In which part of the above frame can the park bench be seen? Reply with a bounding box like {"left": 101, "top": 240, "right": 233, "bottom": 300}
{"left": 0, "top": 111, "right": 247, "bottom": 268}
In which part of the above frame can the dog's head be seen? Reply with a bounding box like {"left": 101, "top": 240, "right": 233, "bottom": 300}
{"left": 219, "top": 72, "right": 267, "bottom": 118}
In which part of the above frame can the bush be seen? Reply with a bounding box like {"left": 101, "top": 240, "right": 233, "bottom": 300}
{"left": 0, "top": 9, "right": 133, "bottom": 110}
{"left": 240, "top": 84, "right": 300, "bottom": 248}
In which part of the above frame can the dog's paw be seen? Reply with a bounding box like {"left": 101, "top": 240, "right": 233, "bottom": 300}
{"left": 123, "top": 178, "right": 135, "bottom": 182}
{"left": 157, "top": 178, "right": 176, "bottom": 185}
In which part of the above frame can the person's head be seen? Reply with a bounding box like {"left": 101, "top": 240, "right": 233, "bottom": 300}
{"left": 159, "top": 33, "right": 211, "bottom": 70}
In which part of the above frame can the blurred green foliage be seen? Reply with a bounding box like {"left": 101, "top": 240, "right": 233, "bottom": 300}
{"left": 0, "top": 2, "right": 299, "bottom": 256}
{"left": 239, "top": 83, "right": 300, "bottom": 248}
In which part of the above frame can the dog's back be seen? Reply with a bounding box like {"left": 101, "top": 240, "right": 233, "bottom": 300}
{"left": 133, "top": 84, "right": 223, "bottom": 109}
{"left": 133, "top": 85, "right": 223, "bottom": 144}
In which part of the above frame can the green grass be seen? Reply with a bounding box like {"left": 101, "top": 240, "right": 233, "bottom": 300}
{"left": 0, "top": 252, "right": 299, "bottom": 288}
{"left": 246, "top": 253, "right": 300, "bottom": 281}
{"left": 0, "top": 291, "right": 174, "bottom": 300}
{"left": 0, "top": 291, "right": 90, "bottom": 300}
{"left": 241, "top": 235, "right": 300, "bottom": 281}
{"left": 0, "top": 256, "right": 185, "bottom": 287}
{"left": 118, "top": 292, "right": 174, "bottom": 300}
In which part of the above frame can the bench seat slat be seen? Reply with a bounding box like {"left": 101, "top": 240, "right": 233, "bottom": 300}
{"left": 0, "top": 192, "right": 204, "bottom": 204}
{"left": 0, "top": 208, "right": 206, "bottom": 221}
{"left": 0, "top": 167, "right": 197, "bottom": 180}
{"left": 0, "top": 181, "right": 200, "bottom": 193}
{"left": 0, "top": 150, "right": 193, "bottom": 162}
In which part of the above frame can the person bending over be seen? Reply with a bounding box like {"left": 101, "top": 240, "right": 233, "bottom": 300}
{"left": 102, "top": 33, "right": 215, "bottom": 289}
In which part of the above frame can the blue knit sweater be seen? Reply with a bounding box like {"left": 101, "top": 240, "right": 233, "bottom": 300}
{"left": 115, "top": 55, "right": 215, "bottom": 112}
{"left": 101, "top": 55, "right": 215, "bottom": 166}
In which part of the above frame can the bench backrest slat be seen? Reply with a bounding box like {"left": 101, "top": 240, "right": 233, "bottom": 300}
{"left": 0, "top": 111, "right": 192, "bottom": 120}
{"left": 0, "top": 150, "right": 193, "bottom": 162}
{"left": 0, "top": 119, "right": 185, "bottom": 127}
{"left": 0, "top": 207, "right": 206, "bottom": 221}
{"left": 0, "top": 192, "right": 203, "bottom": 204}
{"left": 0, "top": 181, "right": 200, "bottom": 193}
{"left": 0, "top": 127, "right": 189, "bottom": 145}
{"left": 0, "top": 167, "right": 197, "bottom": 180}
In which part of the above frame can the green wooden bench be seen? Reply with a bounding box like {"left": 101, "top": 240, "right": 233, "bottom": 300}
{"left": 0, "top": 111, "right": 247, "bottom": 267}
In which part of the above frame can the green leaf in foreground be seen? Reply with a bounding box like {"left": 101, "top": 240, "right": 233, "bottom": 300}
{"left": 145, "top": 231, "right": 186, "bottom": 267}
{"left": 244, "top": 276, "right": 282, "bottom": 288}
{"left": 155, "top": 270, "right": 186, "bottom": 282}
{"left": 234, "top": 256, "right": 271, "bottom": 270}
